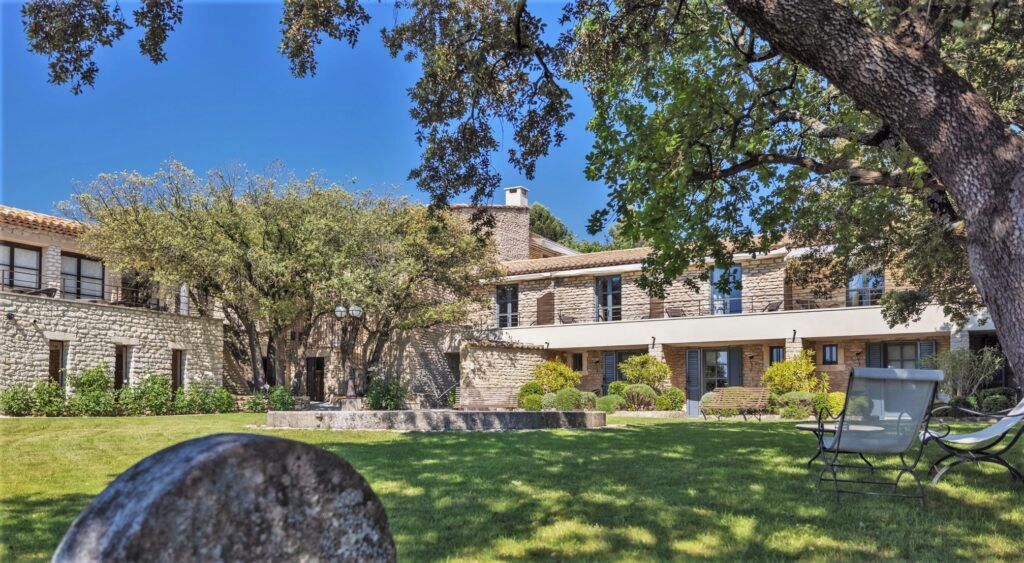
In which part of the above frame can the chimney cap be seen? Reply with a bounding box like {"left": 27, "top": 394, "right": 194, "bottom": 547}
{"left": 505, "top": 185, "right": 529, "bottom": 193}
{"left": 503, "top": 185, "right": 529, "bottom": 207}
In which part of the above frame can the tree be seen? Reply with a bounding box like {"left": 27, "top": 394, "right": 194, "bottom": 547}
{"left": 22, "top": 0, "right": 1024, "bottom": 382}
{"left": 921, "top": 347, "right": 1004, "bottom": 399}
{"left": 529, "top": 203, "right": 570, "bottom": 243}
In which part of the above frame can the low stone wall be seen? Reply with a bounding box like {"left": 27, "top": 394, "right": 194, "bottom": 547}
{"left": 267, "top": 409, "right": 606, "bottom": 431}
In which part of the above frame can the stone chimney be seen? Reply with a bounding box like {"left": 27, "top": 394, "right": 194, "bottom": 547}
{"left": 504, "top": 186, "right": 529, "bottom": 207}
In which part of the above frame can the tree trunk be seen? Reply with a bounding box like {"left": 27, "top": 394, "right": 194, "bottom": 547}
{"left": 238, "top": 315, "right": 265, "bottom": 391}
{"left": 724, "top": 0, "right": 1024, "bottom": 382}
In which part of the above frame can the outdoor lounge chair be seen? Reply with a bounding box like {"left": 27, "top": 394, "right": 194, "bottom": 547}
{"left": 814, "top": 367, "right": 943, "bottom": 505}
{"left": 558, "top": 312, "right": 577, "bottom": 324}
{"left": 664, "top": 307, "right": 685, "bottom": 318}
{"left": 921, "top": 397, "right": 1024, "bottom": 485}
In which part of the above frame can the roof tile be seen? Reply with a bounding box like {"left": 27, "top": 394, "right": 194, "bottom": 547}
{"left": 0, "top": 205, "right": 82, "bottom": 237}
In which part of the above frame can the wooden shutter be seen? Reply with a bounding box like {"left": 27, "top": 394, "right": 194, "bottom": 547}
{"left": 917, "top": 340, "right": 937, "bottom": 367}
{"left": 866, "top": 342, "right": 884, "bottom": 368}
{"left": 685, "top": 349, "right": 701, "bottom": 417}
{"left": 728, "top": 347, "right": 744, "bottom": 387}
{"left": 536, "top": 292, "right": 555, "bottom": 326}
{"left": 602, "top": 352, "right": 617, "bottom": 392}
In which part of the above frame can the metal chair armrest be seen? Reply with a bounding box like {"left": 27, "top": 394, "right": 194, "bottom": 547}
{"left": 930, "top": 403, "right": 993, "bottom": 418}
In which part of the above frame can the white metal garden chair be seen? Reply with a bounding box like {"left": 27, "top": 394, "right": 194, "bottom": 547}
{"left": 814, "top": 367, "right": 943, "bottom": 505}
{"left": 921, "top": 396, "right": 1024, "bottom": 485}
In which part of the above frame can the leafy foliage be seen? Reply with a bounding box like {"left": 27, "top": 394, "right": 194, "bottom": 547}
{"left": 529, "top": 203, "right": 570, "bottom": 243}
{"left": 655, "top": 387, "right": 686, "bottom": 411}
{"left": 981, "top": 395, "right": 1013, "bottom": 414}
{"left": 596, "top": 394, "right": 624, "bottom": 414}
{"left": 761, "top": 351, "right": 828, "bottom": 395}
{"left": 518, "top": 381, "right": 545, "bottom": 407}
{"left": 623, "top": 384, "right": 658, "bottom": 411}
{"left": 554, "top": 387, "right": 583, "bottom": 410}
{"left": 533, "top": 360, "right": 581, "bottom": 393}
{"left": 520, "top": 394, "right": 543, "bottom": 411}
{"left": 618, "top": 354, "right": 671, "bottom": 390}
{"left": 267, "top": 385, "right": 297, "bottom": 411}
{"left": 32, "top": 381, "right": 65, "bottom": 417}
{"left": 116, "top": 374, "right": 174, "bottom": 416}
{"left": 67, "top": 364, "right": 116, "bottom": 417}
{"left": 541, "top": 393, "right": 557, "bottom": 410}
{"left": 364, "top": 378, "right": 406, "bottom": 411}
{"left": 579, "top": 391, "right": 598, "bottom": 410}
{"left": 607, "top": 380, "right": 628, "bottom": 397}
{"left": 0, "top": 385, "right": 34, "bottom": 416}
{"left": 244, "top": 391, "right": 268, "bottom": 413}
{"left": 921, "top": 347, "right": 1004, "bottom": 399}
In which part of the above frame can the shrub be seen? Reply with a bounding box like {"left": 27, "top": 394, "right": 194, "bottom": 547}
{"left": 67, "top": 364, "right": 116, "bottom": 416}
{"left": 244, "top": 391, "right": 268, "bottom": 413}
{"left": 812, "top": 393, "right": 829, "bottom": 419}
{"left": 618, "top": 354, "right": 671, "bottom": 390}
{"left": 268, "top": 385, "right": 296, "bottom": 411}
{"left": 977, "top": 387, "right": 1017, "bottom": 403}
{"left": 981, "top": 394, "right": 1013, "bottom": 414}
{"left": 211, "top": 388, "right": 236, "bottom": 413}
{"left": 364, "top": 378, "right": 405, "bottom": 410}
{"left": 541, "top": 393, "right": 557, "bottom": 410}
{"left": 700, "top": 392, "right": 716, "bottom": 404}
{"left": 607, "top": 380, "right": 628, "bottom": 397}
{"left": 0, "top": 384, "right": 34, "bottom": 416}
{"left": 554, "top": 387, "right": 583, "bottom": 410}
{"left": 948, "top": 395, "right": 979, "bottom": 417}
{"left": 777, "top": 391, "right": 815, "bottom": 418}
{"left": 33, "top": 381, "right": 65, "bottom": 417}
{"left": 921, "top": 347, "right": 1003, "bottom": 398}
{"left": 760, "top": 350, "right": 828, "bottom": 395}
{"left": 518, "top": 382, "right": 545, "bottom": 407}
{"left": 533, "top": 360, "right": 580, "bottom": 392}
{"left": 579, "top": 391, "right": 598, "bottom": 410}
{"left": 780, "top": 404, "right": 808, "bottom": 420}
{"left": 116, "top": 374, "right": 175, "bottom": 416}
{"left": 845, "top": 395, "right": 873, "bottom": 417}
{"left": 520, "top": 394, "right": 543, "bottom": 411}
{"left": 623, "top": 384, "right": 657, "bottom": 411}
{"left": 827, "top": 392, "right": 846, "bottom": 418}
{"left": 174, "top": 374, "right": 227, "bottom": 414}
{"left": 596, "top": 394, "right": 624, "bottom": 414}
{"left": 116, "top": 386, "right": 146, "bottom": 416}
{"left": 656, "top": 387, "right": 686, "bottom": 411}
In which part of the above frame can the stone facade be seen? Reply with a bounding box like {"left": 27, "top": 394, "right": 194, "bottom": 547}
{"left": 451, "top": 205, "right": 531, "bottom": 262}
{"left": 0, "top": 291, "right": 223, "bottom": 389}
{"left": 458, "top": 342, "right": 552, "bottom": 409}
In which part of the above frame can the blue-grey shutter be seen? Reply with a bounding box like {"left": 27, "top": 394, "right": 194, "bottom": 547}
{"left": 866, "top": 342, "right": 883, "bottom": 368}
{"left": 917, "top": 340, "right": 937, "bottom": 367}
{"left": 686, "top": 349, "right": 701, "bottom": 417}
{"left": 728, "top": 347, "right": 743, "bottom": 387}
{"left": 602, "top": 351, "right": 617, "bottom": 393}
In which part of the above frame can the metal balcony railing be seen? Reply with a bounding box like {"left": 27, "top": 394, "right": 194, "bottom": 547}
{"left": 1, "top": 273, "right": 199, "bottom": 316}
{"left": 486, "top": 287, "right": 893, "bottom": 329}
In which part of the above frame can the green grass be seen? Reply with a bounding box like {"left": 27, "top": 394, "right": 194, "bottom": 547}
{"left": 2, "top": 415, "right": 1023, "bottom": 561}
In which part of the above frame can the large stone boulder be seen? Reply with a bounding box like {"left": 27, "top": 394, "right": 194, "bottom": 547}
{"left": 53, "top": 433, "right": 395, "bottom": 562}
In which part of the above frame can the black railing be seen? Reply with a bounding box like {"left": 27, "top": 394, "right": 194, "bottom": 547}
{"left": 2, "top": 277, "right": 199, "bottom": 316}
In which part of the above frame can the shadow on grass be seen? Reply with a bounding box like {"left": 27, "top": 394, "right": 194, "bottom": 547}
{"left": 0, "top": 493, "right": 93, "bottom": 561}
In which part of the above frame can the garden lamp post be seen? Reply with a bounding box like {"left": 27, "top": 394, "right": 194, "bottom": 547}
{"left": 334, "top": 304, "right": 364, "bottom": 399}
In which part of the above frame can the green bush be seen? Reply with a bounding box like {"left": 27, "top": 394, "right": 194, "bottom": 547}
{"left": 268, "top": 385, "right": 297, "bottom": 411}
{"left": 619, "top": 354, "right": 671, "bottom": 390}
{"left": 116, "top": 386, "right": 146, "bottom": 416}
{"left": 623, "top": 383, "right": 657, "bottom": 411}
{"left": 596, "top": 394, "right": 624, "bottom": 414}
{"left": 981, "top": 394, "right": 1013, "bottom": 414}
{"left": 533, "top": 360, "right": 581, "bottom": 392}
{"left": 33, "top": 381, "right": 65, "bottom": 417}
{"left": 541, "top": 393, "right": 557, "bottom": 410}
{"left": 0, "top": 384, "right": 34, "bottom": 416}
{"left": 520, "top": 394, "right": 543, "bottom": 411}
{"left": 518, "top": 382, "right": 545, "bottom": 407}
{"left": 116, "top": 374, "right": 175, "bottom": 416}
{"left": 244, "top": 391, "right": 268, "bottom": 413}
{"left": 777, "top": 391, "right": 815, "bottom": 418}
{"left": 364, "top": 378, "right": 405, "bottom": 410}
{"left": 812, "top": 393, "right": 829, "bottom": 419}
{"left": 976, "top": 387, "right": 1017, "bottom": 403}
{"left": 845, "top": 395, "right": 873, "bottom": 417}
{"left": 173, "top": 374, "right": 227, "bottom": 414}
{"left": 554, "top": 387, "right": 583, "bottom": 410}
{"left": 579, "top": 391, "right": 598, "bottom": 410}
{"left": 827, "top": 392, "right": 846, "bottom": 418}
{"left": 948, "top": 395, "right": 979, "bottom": 417}
{"left": 700, "top": 391, "right": 716, "bottom": 404}
{"left": 780, "top": 404, "right": 808, "bottom": 420}
{"left": 607, "top": 380, "right": 628, "bottom": 397}
{"left": 656, "top": 387, "right": 686, "bottom": 411}
{"left": 67, "top": 364, "right": 116, "bottom": 417}
{"left": 211, "top": 388, "right": 236, "bottom": 413}
{"left": 761, "top": 350, "right": 828, "bottom": 395}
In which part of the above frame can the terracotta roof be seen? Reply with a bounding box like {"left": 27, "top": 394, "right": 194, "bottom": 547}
{"left": 0, "top": 205, "right": 82, "bottom": 237}
{"left": 503, "top": 247, "right": 653, "bottom": 275}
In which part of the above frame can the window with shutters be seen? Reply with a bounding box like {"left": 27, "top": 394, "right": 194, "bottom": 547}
{"left": 0, "top": 242, "right": 41, "bottom": 289}
{"left": 61, "top": 253, "right": 104, "bottom": 299}
{"left": 496, "top": 284, "right": 519, "bottom": 328}
{"left": 703, "top": 349, "right": 729, "bottom": 391}
{"left": 884, "top": 342, "right": 918, "bottom": 369}
{"left": 769, "top": 346, "right": 785, "bottom": 365}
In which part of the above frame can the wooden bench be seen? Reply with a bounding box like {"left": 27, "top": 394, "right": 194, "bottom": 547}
{"left": 701, "top": 387, "right": 770, "bottom": 421}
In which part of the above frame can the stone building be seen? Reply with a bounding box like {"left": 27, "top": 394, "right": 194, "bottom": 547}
{"left": 0, "top": 206, "right": 223, "bottom": 391}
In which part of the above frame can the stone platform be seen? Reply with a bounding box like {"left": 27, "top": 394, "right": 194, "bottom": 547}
{"left": 266, "top": 409, "right": 606, "bottom": 431}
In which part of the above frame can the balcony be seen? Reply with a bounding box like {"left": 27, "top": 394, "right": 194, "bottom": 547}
{"left": 0, "top": 271, "right": 198, "bottom": 316}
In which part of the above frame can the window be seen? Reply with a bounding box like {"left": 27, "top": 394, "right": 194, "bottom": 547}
{"left": 703, "top": 349, "right": 730, "bottom": 392}
{"left": 847, "top": 270, "right": 884, "bottom": 306}
{"left": 595, "top": 275, "right": 622, "bottom": 321}
{"left": 769, "top": 346, "right": 785, "bottom": 365}
{"left": 885, "top": 342, "right": 918, "bottom": 369}
{"left": 496, "top": 284, "right": 519, "bottom": 328}
{"left": 571, "top": 353, "right": 584, "bottom": 372}
{"left": 822, "top": 344, "right": 839, "bottom": 365}
{"left": 114, "top": 345, "right": 132, "bottom": 390}
{"left": 711, "top": 266, "right": 742, "bottom": 315}
{"left": 48, "top": 340, "right": 68, "bottom": 387}
{"left": 0, "top": 242, "right": 41, "bottom": 289}
{"left": 171, "top": 350, "right": 187, "bottom": 392}
{"left": 61, "top": 253, "right": 104, "bottom": 299}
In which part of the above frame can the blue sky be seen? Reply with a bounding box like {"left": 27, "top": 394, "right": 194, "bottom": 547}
{"left": 1, "top": 1, "right": 609, "bottom": 239}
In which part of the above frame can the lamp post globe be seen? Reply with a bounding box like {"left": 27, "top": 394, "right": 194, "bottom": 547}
{"left": 334, "top": 305, "right": 347, "bottom": 319}
{"left": 349, "top": 304, "right": 364, "bottom": 318}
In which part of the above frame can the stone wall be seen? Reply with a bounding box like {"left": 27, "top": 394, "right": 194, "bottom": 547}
{"left": 0, "top": 292, "right": 223, "bottom": 389}
{"left": 451, "top": 205, "right": 530, "bottom": 261}
{"left": 459, "top": 342, "right": 552, "bottom": 409}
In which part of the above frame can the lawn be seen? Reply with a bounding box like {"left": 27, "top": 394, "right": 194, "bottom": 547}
{"left": 2, "top": 415, "right": 1022, "bottom": 561}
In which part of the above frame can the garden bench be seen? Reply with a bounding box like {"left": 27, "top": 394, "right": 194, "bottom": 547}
{"left": 701, "top": 387, "right": 770, "bottom": 421}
